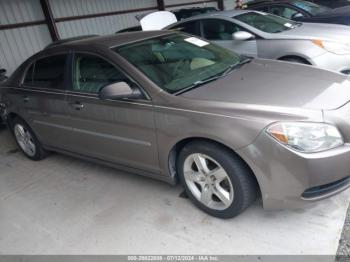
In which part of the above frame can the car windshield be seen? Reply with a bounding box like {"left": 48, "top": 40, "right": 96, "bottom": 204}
{"left": 114, "top": 33, "right": 242, "bottom": 94}
{"left": 292, "top": 1, "right": 331, "bottom": 15}
{"left": 235, "top": 12, "right": 299, "bottom": 33}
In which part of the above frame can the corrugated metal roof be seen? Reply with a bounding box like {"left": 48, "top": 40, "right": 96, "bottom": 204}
{"left": 0, "top": 0, "right": 227, "bottom": 75}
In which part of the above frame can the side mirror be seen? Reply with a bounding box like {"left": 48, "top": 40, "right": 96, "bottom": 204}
{"left": 99, "top": 81, "right": 143, "bottom": 100}
{"left": 232, "top": 31, "right": 255, "bottom": 41}
{"left": 291, "top": 13, "right": 304, "bottom": 19}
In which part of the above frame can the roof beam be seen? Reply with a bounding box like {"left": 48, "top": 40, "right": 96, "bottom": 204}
{"left": 40, "top": 0, "right": 59, "bottom": 41}
{"left": 217, "top": 0, "right": 224, "bottom": 10}
{"left": 157, "top": 0, "right": 165, "bottom": 10}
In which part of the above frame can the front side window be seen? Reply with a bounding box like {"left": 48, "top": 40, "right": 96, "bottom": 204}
{"left": 292, "top": 1, "right": 330, "bottom": 15}
{"left": 72, "top": 53, "right": 129, "bottom": 94}
{"left": 114, "top": 33, "right": 242, "bottom": 94}
{"left": 235, "top": 12, "right": 299, "bottom": 33}
{"left": 202, "top": 19, "right": 243, "bottom": 40}
{"left": 24, "top": 54, "right": 67, "bottom": 89}
{"left": 269, "top": 5, "right": 301, "bottom": 19}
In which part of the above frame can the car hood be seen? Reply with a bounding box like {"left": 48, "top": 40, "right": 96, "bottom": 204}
{"left": 274, "top": 22, "right": 350, "bottom": 43}
{"left": 180, "top": 59, "right": 350, "bottom": 110}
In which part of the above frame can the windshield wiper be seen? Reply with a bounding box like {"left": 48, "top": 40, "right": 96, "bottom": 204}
{"left": 174, "top": 57, "right": 252, "bottom": 96}
{"left": 173, "top": 75, "right": 222, "bottom": 95}
{"left": 221, "top": 57, "right": 252, "bottom": 76}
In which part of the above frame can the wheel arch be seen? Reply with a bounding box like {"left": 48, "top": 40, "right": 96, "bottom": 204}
{"left": 168, "top": 137, "right": 261, "bottom": 195}
{"left": 278, "top": 55, "right": 312, "bottom": 65}
{"left": 5, "top": 112, "right": 22, "bottom": 128}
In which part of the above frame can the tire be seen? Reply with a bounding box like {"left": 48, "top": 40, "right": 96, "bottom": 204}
{"left": 279, "top": 57, "right": 309, "bottom": 65}
{"left": 11, "top": 117, "right": 47, "bottom": 161}
{"left": 177, "top": 141, "right": 258, "bottom": 219}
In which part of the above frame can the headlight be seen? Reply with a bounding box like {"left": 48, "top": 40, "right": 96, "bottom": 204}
{"left": 266, "top": 122, "right": 344, "bottom": 153}
{"left": 312, "top": 39, "right": 350, "bottom": 55}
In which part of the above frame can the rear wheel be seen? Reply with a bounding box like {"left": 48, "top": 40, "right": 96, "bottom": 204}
{"left": 177, "top": 141, "right": 258, "bottom": 218}
{"left": 11, "top": 118, "right": 47, "bottom": 161}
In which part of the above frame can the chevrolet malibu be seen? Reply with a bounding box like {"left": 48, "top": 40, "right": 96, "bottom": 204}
{"left": 166, "top": 10, "right": 350, "bottom": 74}
{"left": 1, "top": 31, "right": 349, "bottom": 218}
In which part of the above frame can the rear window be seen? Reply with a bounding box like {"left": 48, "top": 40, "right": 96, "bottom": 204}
{"left": 292, "top": 1, "right": 330, "bottom": 15}
{"left": 24, "top": 54, "right": 67, "bottom": 90}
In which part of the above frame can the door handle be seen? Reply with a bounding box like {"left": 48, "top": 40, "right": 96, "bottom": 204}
{"left": 69, "top": 101, "right": 84, "bottom": 110}
{"left": 23, "top": 95, "right": 29, "bottom": 103}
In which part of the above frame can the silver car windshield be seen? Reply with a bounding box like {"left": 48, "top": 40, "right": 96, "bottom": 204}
{"left": 114, "top": 34, "right": 242, "bottom": 94}
{"left": 235, "top": 12, "right": 299, "bottom": 33}
{"left": 292, "top": 1, "right": 331, "bottom": 16}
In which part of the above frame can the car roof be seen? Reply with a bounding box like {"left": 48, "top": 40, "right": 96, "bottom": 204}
{"left": 246, "top": 0, "right": 295, "bottom": 6}
{"left": 177, "top": 9, "right": 255, "bottom": 20}
{"left": 45, "top": 35, "right": 100, "bottom": 49}
{"left": 47, "top": 30, "right": 174, "bottom": 50}
{"left": 172, "top": 6, "right": 218, "bottom": 12}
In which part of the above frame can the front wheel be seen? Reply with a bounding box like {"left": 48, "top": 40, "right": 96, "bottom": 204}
{"left": 177, "top": 141, "right": 258, "bottom": 218}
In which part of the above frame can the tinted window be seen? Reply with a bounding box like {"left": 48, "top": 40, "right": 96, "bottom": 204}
{"left": 23, "top": 63, "right": 34, "bottom": 85}
{"left": 292, "top": 1, "right": 330, "bottom": 15}
{"left": 25, "top": 55, "right": 67, "bottom": 89}
{"left": 172, "top": 21, "right": 200, "bottom": 36}
{"left": 72, "top": 53, "right": 129, "bottom": 93}
{"left": 202, "top": 19, "right": 243, "bottom": 40}
{"left": 270, "top": 5, "right": 301, "bottom": 19}
{"left": 255, "top": 6, "right": 269, "bottom": 12}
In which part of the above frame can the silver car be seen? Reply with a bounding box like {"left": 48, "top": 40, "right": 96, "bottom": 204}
{"left": 166, "top": 10, "right": 350, "bottom": 74}
{"left": 1, "top": 31, "right": 350, "bottom": 218}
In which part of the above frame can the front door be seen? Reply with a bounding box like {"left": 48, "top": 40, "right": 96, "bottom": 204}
{"left": 64, "top": 52, "right": 160, "bottom": 174}
{"left": 201, "top": 19, "right": 258, "bottom": 57}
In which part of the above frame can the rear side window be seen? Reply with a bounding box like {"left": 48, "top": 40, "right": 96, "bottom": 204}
{"left": 254, "top": 6, "right": 269, "bottom": 12}
{"left": 24, "top": 54, "right": 67, "bottom": 89}
{"left": 171, "top": 21, "right": 200, "bottom": 36}
{"left": 24, "top": 63, "right": 34, "bottom": 84}
{"left": 202, "top": 19, "right": 242, "bottom": 40}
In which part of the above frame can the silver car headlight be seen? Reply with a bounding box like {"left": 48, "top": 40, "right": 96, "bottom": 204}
{"left": 266, "top": 122, "right": 344, "bottom": 153}
{"left": 312, "top": 39, "right": 350, "bottom": 55}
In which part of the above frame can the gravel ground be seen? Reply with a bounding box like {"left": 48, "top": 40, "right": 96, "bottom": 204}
{"left": 336, "top": 203, "right": 350, "bottom": 261}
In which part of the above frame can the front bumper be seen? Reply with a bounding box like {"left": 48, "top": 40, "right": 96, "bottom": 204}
{"left": 311, "top": 52, "right": 350, "bottom": 75}
{"left": 237, "top": 132, "right": 350, "bottom": 210}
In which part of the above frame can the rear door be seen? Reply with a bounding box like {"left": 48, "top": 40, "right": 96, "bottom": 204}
{"left": 64, "top": 52, "right": 160, "bottom": 173}
{"left": 20, "top": 53, "right": 72, "bottom": 149}
{"left": 201, "top": 19, "right": 258, "bottom": 57}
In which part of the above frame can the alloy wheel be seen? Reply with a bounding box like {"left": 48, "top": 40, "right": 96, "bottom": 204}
{"left": 183, "top": 153, "right": 234, "bottom": 210}
{"left": 14, "top": 123, "right": 36, "bottom": 157}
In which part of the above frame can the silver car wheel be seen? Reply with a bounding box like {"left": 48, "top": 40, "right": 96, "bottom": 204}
{"left": 183, "top": 153, "right": 234, "bottom": 210}
{"left": 14, "top": 123, "right": 36, "bottom": 157}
